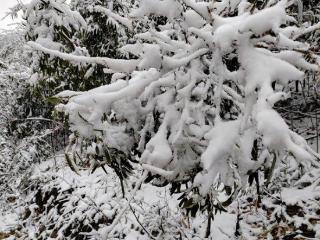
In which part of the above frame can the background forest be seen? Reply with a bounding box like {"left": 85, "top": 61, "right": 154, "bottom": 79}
{"left": 1, "top": 0, "right": 320, "bottom": 239}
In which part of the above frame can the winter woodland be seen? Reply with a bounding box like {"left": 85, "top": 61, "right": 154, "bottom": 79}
{"left": 1, "top": 0, "right": 320, "bottom": 239}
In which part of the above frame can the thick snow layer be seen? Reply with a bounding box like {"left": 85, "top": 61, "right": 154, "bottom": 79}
{"left": 282, "top": 185, "right": 320, "bottom": 205}
{"left": 239, "top": 4, "right": 287, "bottom": 35}
{"left": 256, "top": 108, "right": 313, "bottom": 162}
{"left": 211, "top": 213, "right": 237, "bottom": 240}
{"left": 138, "top": 44, "right": 162, "bottom": 70}
{"left": 92, "top": 5, "right": 132, "bottom": 30}
{"left": 0, "top": 213, "right": 18, "bottom": 232}
{"left": 183, "top": 9, "right": 206, "bottom": 28}
{"left": 141, "top": 122, "right": 173, "bottom": 169}
{"left": 239, "top": 45, "right": 304, "bottom": 95}
{"left": 195, "top": 120, "right": 240, "bottom": 194}
{"left": 131, "top": 0, "right": 182, "bottom": 19}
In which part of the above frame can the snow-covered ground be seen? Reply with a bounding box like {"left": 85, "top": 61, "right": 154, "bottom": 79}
{"left": 0, "top": 213, "right": 18, "bottom": 232}
{"left": 0, "top": 154, "right": 240, "bottom": 239}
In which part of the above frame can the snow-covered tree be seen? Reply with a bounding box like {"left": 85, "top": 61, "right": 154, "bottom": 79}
{"left": 70, "top": 0, "right": 132, "bottom": 85}
{"left": 11, "top": 0, "right": 136, "bottom": 199}
{"left": 28, "top": 0, "right": 320, "bottom": 207}
{"left": 21, "top": 0, "right": 133, "bottom": 98}
{"left": 21, "top": 0, "right": 90, "bottom": 99}
{"left": 0, "top": 29, "right": 54, "bottom": 211}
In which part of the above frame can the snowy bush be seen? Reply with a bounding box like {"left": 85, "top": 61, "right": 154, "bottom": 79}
{"left": 70, "top": 0, "right": 132, "bottom": 85}
{"left": 20, "top": 0, "right": 133, "bottom": 99}
{"left": 15, "top": 157, "right": 205, "bottom": 240}
{"left": 28, "top": 0, "right": 320, "bottom": 200}
{"left": 1, "top": 0, "right": 320, "bottom": 239}
{"left": 0, "top": 29, "right": 53, "bottom": 210}
{"left": 20, "top": 0, "right": 91, "bottom": 98}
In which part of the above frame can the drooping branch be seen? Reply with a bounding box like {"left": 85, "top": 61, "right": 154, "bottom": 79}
{"left": 27, "top": 41, "right": 139, "bottom": 73}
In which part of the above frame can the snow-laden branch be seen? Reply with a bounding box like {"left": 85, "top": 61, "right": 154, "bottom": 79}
{"left": 25, "top": 0, "right": 87, "bottom": 30}
{"left": 162, "top": 48, "right": 209, "bottom": 70}
{"left": 75, "top": 69, "right": 159, "bottom": 108}
{"left": 92, "top": 5, "right": 133, "bottom": 30}
{"left": 181, "top": 0, "right": 211, "bottom": 21}
{"left": 293, "top": 22, "right": 320, "bottom": 40}
{"left": 142, "top": 164, "right": 175, "bottom": 178}
{"left": 27, "top": 41, "right": 139, "bottom": 73}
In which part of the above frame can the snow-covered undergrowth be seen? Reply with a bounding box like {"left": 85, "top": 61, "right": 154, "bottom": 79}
{"left": 2, "top": 156, "right": 216, "bottom": 239}
{"left": 236, "top": 156, "right": 320, "bottom": 239}
{"left": 2, "top": 155, "right": 320, "bottom": 239}
{"left": 0, "top": 29, "right": 55, "bottom": 217}
{"left": 0, "top": 30, "right": 32, "bottom": 205}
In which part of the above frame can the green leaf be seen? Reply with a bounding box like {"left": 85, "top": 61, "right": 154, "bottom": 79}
{"left": 190, "top": 204, "right": 199, "bottom": 217}
{"left": 183, "top": 198, "right": 194, "bottom": 209}
{"left": 65, "top": 153, "right": 80, "bottom": 175}
{"left": 95, "top": 145, "right": 100, "bottom": 155}
{"left": 47, "top": 96, "right": 61, "bottom": 105}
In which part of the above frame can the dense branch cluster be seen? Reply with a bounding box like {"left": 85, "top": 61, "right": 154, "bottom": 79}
{"left": 32, "top": 0, "right": 320, "bottom": 198}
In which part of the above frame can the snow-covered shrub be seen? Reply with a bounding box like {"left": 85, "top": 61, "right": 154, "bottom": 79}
{"left": 70, "top": 0, "right": 133, "bottom": 85}
{"left": 20, "top": 0, "right": 90, "bottom": 98}
{"left": 15, "top": 157, "right": 203, "bottom": 240}
{"left": 17, "top": 158, "right": 121, "bottom": 239}
{"left": 31, "top": 0, "right": 320, "bottom": 201}
{"left": 0, "top": 29, "right": 53, "bottom": 210}
{"left": 1, "top": 1, "right": 320, "bottom": 239}
{"left": 20, "top": 0, "right": 133, "bottom": 100}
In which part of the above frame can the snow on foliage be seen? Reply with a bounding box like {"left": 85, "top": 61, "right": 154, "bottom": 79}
{"left": 12, "top": 156, "right": 210, "bottom": 239}
{"left": 2, "top": 0, "right": 320, "bottom": 239}
{"left": 0, "top": 29, "right": 55, "bottom": 212}
{"left": 29, "top": 0, "right": 320, "bottom": 198}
